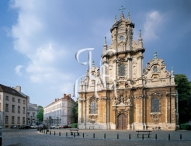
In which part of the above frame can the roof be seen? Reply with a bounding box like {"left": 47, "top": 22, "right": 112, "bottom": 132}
{"left": 44, "top": 94, "right": 75, "bottom": 108}
{"left": 0, "top": 84, "right": 26, "bottom": 98}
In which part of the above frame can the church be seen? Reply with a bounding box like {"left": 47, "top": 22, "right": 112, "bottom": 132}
{"left": 78, "top": 12, "right": 178, "bottom": 130}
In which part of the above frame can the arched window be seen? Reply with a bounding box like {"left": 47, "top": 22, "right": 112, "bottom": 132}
{"left": 151, "top": 98, "right": 159, "bottom": 112}
{"left": 118, "top": 64, "right": 125, "bottom": 76}
{"left": 90, "top": 101, "right": 97, "bottom": 114}
{"left": 153, "top": 66, "right": 157, "bottom": 72}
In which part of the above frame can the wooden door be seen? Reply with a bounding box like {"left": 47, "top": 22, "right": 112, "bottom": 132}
{"left": 117, "top": 114, "right": 127, "bottom": 130}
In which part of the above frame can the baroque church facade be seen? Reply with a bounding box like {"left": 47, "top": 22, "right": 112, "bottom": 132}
{"left": 78, "top": 12, "right": 178, "bottom": 130}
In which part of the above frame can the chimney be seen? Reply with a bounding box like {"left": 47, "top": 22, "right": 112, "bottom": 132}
{"left": 15, "top": 86, "right": 21, "bottom": 92}
{"left": 64, "top": 94, "right": 66, "bottom": 98}
{"left": 68, "top": 94, "right": 71, "bottom": 97}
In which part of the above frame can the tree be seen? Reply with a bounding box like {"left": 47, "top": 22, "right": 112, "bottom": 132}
{"left": 37, "top": 106, "right": 44, "bottom": 122}
{"left": 175, "top": 74, "right": 191, "bottom": 124}
{"left": 72, "top": 101, "right": 78, "bottom": 123}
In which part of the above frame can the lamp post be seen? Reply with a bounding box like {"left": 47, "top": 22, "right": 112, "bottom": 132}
{"left": 30, "top": 116, "right": 32, "bottom": 126}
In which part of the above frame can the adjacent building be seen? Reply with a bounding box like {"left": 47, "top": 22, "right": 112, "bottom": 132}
{"left": 44, "top": 94, "right": 75, "bottom": 127}
{"left": 0, "top": 84, "right": 28, "bottom": 128}
{"left": 78, "top": 12, "right": 178, "bottom": 130}
{"left": 27, "top": 103, "right": 41, "bottom": 125}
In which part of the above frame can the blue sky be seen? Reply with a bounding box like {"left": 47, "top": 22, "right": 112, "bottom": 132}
{"left": 0, "top": 0, "right": 190, "bottom": 107}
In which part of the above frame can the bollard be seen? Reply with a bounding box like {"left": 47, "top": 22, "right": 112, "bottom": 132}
{"left": 46, "top": 130, "right": 47, "bottom": 134}
{"left": 54, "top": 131, "right": 55, "bottom": 135}
{"left": 66, "top": 132, "right": 68, "bottom": 137}
{"left": 168, "top": 134, "right": 170, "bottom": 140}
{"left": 142, "top": 134, "right": 144, "bottom": 140}
{"left": 117, "top": 134, "right": 119, "bottom": 139}
{"left": 50, "top": 131, "right": 51, "bottom": 135}
{"left": 59, "top": 132, "right": 61, "bottom": 136}
{"left": 180, "top": 134, "right": 182, "bottom": 140}
{"left": 83, "top": 133, "right": 84, "bottom": 138}
{"left": 104, "top": 133, "right": 106, "bottom": 139}
{"left": 129, "top": 134, "right": 131, "bottom": 140}
{"left": 74, "top": 132, "right": 75, "bottom": 137}
{"left": 155, "top": 134, "right": 157, "bottom": 140}
{"left": 93, "top": 133, "right": 95, "bottom": 138}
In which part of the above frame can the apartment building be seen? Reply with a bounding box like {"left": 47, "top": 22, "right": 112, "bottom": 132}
{"left": 0, "top": 84, "right": 28, "bottom": 128}
{"left": 44, "top": 94, "right": 75, "bottom": 127}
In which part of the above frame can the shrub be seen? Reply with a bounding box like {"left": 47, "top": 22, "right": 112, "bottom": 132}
{"left": 71, "top": 123, "right": 78, "bottom": 128}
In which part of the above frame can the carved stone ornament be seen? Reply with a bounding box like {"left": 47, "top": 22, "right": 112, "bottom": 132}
{"left": 150, "top": 113, "right": 161, "bottom": 123}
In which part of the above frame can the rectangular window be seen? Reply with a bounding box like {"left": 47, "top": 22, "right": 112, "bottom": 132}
{"left": 17, "top": 116, "right": 20, "bottom": 124}
{"left": 18, "top": 99, "right": 20, "bottom": 103}
{"left": 6, "top": 96, "right": 9, "bottom": 101}
{"left": 5, "top": 104, "right": 9, "bottom": 112}
{"left": 18, "top": 106, "right": 20, "bottom": 113}
{"left": 12, "top": 105, "right": 15, "bottom": 113}
{"left": 12, "top": 97, "right": 15, "bottom": 102}
{"left": 23, "top": 100, "right": 25, "bottom": 104}
{"left": 27, "top": 112, "right": 30, "bottom": 117}
{"left": 23, "top": 107, "right": 25, "bottom": 114}
{"left": 5, "top": 116, "right": 8, "bottom": 124}
{"left": 12, "top": 116, "right": 14, "bottom": 124}
{"left": 33, "top": 113, "right": 35, "bottom": 117}
{"left": 23, "top": 117, "right": 25, "bottom": 124}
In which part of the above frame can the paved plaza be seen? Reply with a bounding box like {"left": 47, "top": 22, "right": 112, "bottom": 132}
{"left": 2, "top": 129, "right": 191, "bottom": 146}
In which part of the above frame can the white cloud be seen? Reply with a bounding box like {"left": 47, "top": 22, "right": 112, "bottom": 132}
{"left": 10, "top": 0, "right": 72, "bottom": 82}
{"left": 15, "top": 65, "right": 24, "bottom": 76}
{"left": 143, "top": 11, "right": 162, "bottom": 41}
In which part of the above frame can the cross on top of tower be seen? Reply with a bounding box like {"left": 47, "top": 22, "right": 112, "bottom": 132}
{"left": 119, "top": 6, "right": 125, "bottom": 14}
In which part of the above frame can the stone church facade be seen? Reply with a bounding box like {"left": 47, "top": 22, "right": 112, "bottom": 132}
{"left": 78, "top": 13, "right": 178, "bottom": 130}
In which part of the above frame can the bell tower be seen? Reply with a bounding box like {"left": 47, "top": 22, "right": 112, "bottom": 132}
{"left": 102, "top": 8, "right": 145, "bottom": 89}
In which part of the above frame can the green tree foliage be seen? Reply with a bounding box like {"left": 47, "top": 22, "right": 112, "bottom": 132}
{"left": 72, "top": 101, "right": 78, "bottom": 123}
{"left": 175, "top": 74, "right": 191, "bottom": 124}
{"left": 37, "top": 107, "right": 44, "bottom": 122}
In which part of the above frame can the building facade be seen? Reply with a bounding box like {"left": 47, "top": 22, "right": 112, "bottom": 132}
{"left": 0, "top": 85, "right": 28, "bottom": 128}
{"left": 27, "top": 103, "right": 41, "bottom": 125}
{"left": 78, "top": 13, "right": 178, "bottom": 130}
{"left": 44, "top": 94, "right": 75, "bottom": 127}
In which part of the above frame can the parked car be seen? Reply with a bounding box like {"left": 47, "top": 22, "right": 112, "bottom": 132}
{"left": 11, "top": 125, "right": 18, "bottom": 129}
{"left": 19, "top": 125, "right": 31, "bottom": 129}
{"left": 50, "top": 125, "right": 56, "bottom": 129}
{"left": 55, "top": 125, "right": 61, "bottom": 129}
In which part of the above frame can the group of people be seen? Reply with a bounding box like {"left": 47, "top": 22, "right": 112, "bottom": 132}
{"left": 152, "top": 126, "right": 161, "bottom": 130}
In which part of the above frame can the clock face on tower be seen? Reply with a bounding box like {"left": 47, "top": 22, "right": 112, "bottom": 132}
{"left": 119, "top": 35, "right": 124, "bottom": 41}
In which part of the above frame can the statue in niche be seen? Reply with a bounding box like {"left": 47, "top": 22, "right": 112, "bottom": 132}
{"left": 125, "top": 98, "right": 131, "bottom": 106}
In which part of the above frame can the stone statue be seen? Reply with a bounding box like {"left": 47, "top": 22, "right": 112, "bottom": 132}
{"left": 126, "top": 98, "right": 131, "bottom": 105}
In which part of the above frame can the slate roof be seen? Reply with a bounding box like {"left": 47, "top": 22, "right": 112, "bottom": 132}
{"left": 0, "top": 84, "right": 26, "bottom": 98}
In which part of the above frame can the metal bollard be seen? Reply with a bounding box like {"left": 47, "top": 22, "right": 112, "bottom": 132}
{"left": 74, "top": 132, "right": 75, "bottom": 137}
{"left": 168, "top": 134, "right": 170, "bottom": 140}
{"left": 142, "top": 134, "right": 144, "bottom": 140}
{"left": 155, "top": 134, "right": 157, "bottom": 140}
{"left": 93, "top": 133, "right": 95, "bottom": 138}
{"left": 180, "top": 134, "right": 182, "bottom": 140}
{"left": 117, "top": 134, "right": 119, "bottom": 139}
{"left": 59, "top": 132, "right": 61, "bottom": 136}
{"left": 129, "top": 134, "right": 131, "bottom": 140}
{"left": 46, "top": 130, "right": 47, "bottom": 134}
{"left": 66, "top": 132, "right": 67, "bottom": 137}
{"left": 50, "top": 131, "right": 51, "bottom": 135}
{"left": 104, "top": 133, "right": 106, "bottom": 139}
{"left": 54, "top": 131, "right": 55, "bottom": 135}
{"left": 83, "top": 133, "right": 84, "bottom": 138}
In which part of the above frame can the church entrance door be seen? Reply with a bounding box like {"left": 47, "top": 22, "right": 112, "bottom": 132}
{"left": 117, "top": 114, "right": 127, "bottom": 130}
